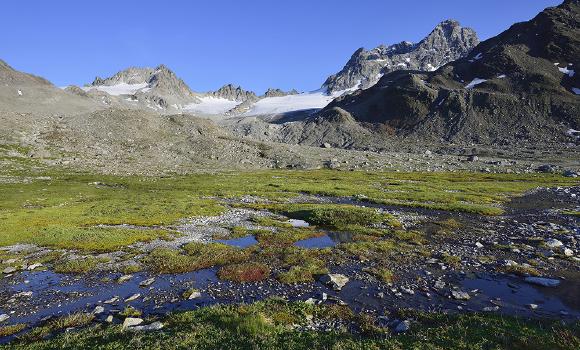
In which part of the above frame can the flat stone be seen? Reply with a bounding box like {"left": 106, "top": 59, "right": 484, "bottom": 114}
{"left": 117, "top": 275, "right": 133, "bottom": 283}
{"left": 187, "top": 290, "right": 202, "bottom": 300}
{"left": 545, "top": 239, "right": 563, "bottom": 248}
{"left": 124, "top": 293, "right": 141, "bottom": 302}
{"left": 524, "top": 277, "right": 560, "bottom": 287}
{"left": 27, "top": 263, "right": 43, "bottom": 270}
{"left": 394, "top": 320, "right": 411, "bottom": 333}
{"left": 451, "top": 290, "right": 470, "bottom": 300}
{"left": 104, "top": 296, "right": 119, "bottom": 304}
{"left": 475, "top": 242, "right": 484, "bottom": 248}
{"left": 2, "top": 267, "right": 17, "bottom": 274}
{"left": 319, "top": 274, "right": 349, "bottom": 291}
{"left": 129, "top": 321, "right": 164, "bottom": 332}
{"left": 122, "top": 317, "right": 143, "bottom": 329}
{"left": 93, "top": 306, "right": 105, "bottom": 314}
{"left": 139, "top": 278, "right": 155, "bottom": 287}
{"left": 0, "top": 314, "right": 10, "bottom": 323}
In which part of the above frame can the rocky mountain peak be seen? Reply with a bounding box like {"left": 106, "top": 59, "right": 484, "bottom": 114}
{"left": 264, "top": 88, "right": 299, "bottom": 97}
{"left": 322, "top": 20, "right": 479, "bottom": 93}
{"left": 210, "top": 84, "right": 258, "bottom": 102}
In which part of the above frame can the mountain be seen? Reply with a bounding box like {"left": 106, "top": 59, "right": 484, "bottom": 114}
{"left": 322, "top": 20, "right": 479, "bottom": 93}
{"left": 264, "top": 88, "right": 299, "bottom": 97}
{"left": 311, "top": 0, "right": 579, "bottom": 147}
{"left": 210, "top": 84, "right": 258, "bottom": 102}
{"left": 0, "top": 59, "right": 98, "bottom": 114}
{"left": 78, "top": 65, "right": 200, "bottom": 111}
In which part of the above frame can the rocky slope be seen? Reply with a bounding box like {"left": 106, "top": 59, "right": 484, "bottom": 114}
{"left": 0, "top": 60, "right": 98, "bottom": 114}
{"left": 322, "top": 20, "right": 479, "bottom": 93}
{"left": 312, "top": 0, "right": 579, "bottom": 147}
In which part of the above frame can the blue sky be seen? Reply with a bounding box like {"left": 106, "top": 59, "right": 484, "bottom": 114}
{"left": 1, "top": 0, "right": 561, "bottom": 93}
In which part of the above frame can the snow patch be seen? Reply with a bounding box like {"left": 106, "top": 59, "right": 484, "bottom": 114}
{"left": 497, "top": 74, "right": 506, "bottom": 79}
{"left": 243, "top": 91, "right": 339, "bottom": 116}
{"left": 465, "top": 78, "right": 487, "bottom": 89}
{"left": 82, "top": 83, "right": 149, "bottom": 96}
{"left": 183, "top": 96, "right": 241, "bottom": 115}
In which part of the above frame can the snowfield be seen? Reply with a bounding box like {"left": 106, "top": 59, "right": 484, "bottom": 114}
{"left": 183, "top": 96, "right": 241, "bottom": 115}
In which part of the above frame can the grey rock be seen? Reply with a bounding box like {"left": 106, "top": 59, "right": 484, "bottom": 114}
{"left": 2, "top": 267, "right": 17, "bottom": 274}
{"left": 319, "top": 274, "right": 349, "bottom": 291}
{"left": 545, "top": 238, "right": 563, "bottom": 248}
{"left": 27, "top": 263, "right": 43, "bottom": 270}
{"left": 524, "top": 277, "right": 560, "bottom": 287}
{"left": 139, "top": 278, "right": 155, "bottom": 287}
{"left": 124, "top": 293, "right": 141, "bottom": 302}
{"left": 394, "top": 320, "right": 411, "bottom": 333}
{"left": 0, "top": 314, "right": 9, "bottom": 323}
{"left": 93, "top": 306, "right": 105, "bottom": 314}
{"left": 122, "top": 317, "right": 143, "bottom": 329}
{"left": 451, "top": 290, "right": 470, "bottom": 300}
{"left": 129, "top": 321, "right": 164, "bottom": 332}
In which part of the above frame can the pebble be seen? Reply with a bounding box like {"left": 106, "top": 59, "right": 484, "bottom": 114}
{"left": 93, "top": 306, "right": 105, "bottom": 314}
{"left": 139, "top": 278, "right": 156, "bottom": 287}
{"left": 124, "top": 293, "right": 141, "bottom": 302}
{"left": 451, "top": 290, "right": 470, "bottom": 300}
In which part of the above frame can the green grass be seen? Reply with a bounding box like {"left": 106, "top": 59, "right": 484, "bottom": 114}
{"left": 0, "top": 170, "right": 577, "bottom": 251}
{"left": 53, "top": 257, "right": 99, "bottom": 274}
{"left": 5, "top": 299, "right": 578, "bottom": 349}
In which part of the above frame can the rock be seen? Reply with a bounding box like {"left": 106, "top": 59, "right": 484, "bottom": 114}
{"left": 451, "top": 290, "right": 470, "bottom": 300}
{"left": 562, "top": 248, "right": 574, "bottom": 257}
{"left": 3, "top": 267, "right": 17, "bottom": 274}
{"left": 0, "top": 314, "right": 9, "bottom": 323}
{"left": 139, "top": 278, "right": 155, "bottom": 287}
{"left": 545, "top": 239, "right": 563, "bottom": 248}
{"left": 117, "top": 275, "right": 133, "bottom": 283}
{"left": 537, "top": 164, "right": 557, "bottom": 173}
{"left": 124, "top": 293, "right": 141, "bottom": 302}
{"left": 475, "top": 242, "right": 484, "bottom": 248}
{"left": 424, "top": 150, "right": 432, "bottom": 156}
{"left": 129, "top": 321, "right": 164, "bottom": 332}
{"left": 434, "top": 280, "right": 446, "bottom": 289}
{"left": 528, "top": 304, "right": 538, "bottom": 310}
{"left": 394, "top": 320, "right": 411, "bottom": 333}
{"left": 467, "top": 155, "right": 479, "bottom": 162}
{"left": 105, "top": 315, "right": 114, "bottom": 323}
{"left": 93, "top": 306, "right": 105, "bottom": 314}
{"left": 322, "top": 143, "right": 331, "bottom": 149}
{"left": 524, "top": 277, "right": 560, "bottom": 287}
{"left": 319, "top": 274, "right": 349, "bottom": 291}
{"left": 104, "top": 296, "right": 119, "bottom": 304}
{"left": 401, "top": 286, "right": 415, "bottom": 295}
{"left": 483, "top": 306, "right": 500, "bottom": 312}
{"left": 563, "top": 170, "right": 578, "bottom": 178}
{"left": 186, "top": 289, "right": 202, "bottom": 300}
{"left": 27, "top": 263, "right": 43, "bottom": 270}
{"left": 122, "top": 317, "right": 143, "bottom": 329}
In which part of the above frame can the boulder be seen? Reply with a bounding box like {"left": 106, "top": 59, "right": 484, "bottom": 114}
{"left": 319, "top": 274, "right": 349, "bottom": 291}
{"left": 122, "top": 317, "right": 143, "bottom": 329}
{"left": 451, "top": 290, "right": 470, "bottom": 300}
{"left": 129, "top": 321, "right": 164, "bottom": 332}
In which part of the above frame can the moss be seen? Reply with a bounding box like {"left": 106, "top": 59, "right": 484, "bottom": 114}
{"left": 217, "top": 262, "right": 271, "bottom": 282}
{"left": 501, "top": 264, "right": 541, "bottom": 277}
{"left": 441, "top": 253, "right": 461, "bottom": 268}
{"left": 53, "top": 257, "right": 99, "bottom": 274}
{"left": 119, "top": 306, "right": 142, "bottom": 318}
{"left": 0, "top": 324, "right": 27, "bottom": 337}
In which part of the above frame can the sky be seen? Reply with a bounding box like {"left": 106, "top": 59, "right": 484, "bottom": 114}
{"left": 1, "top": 0, "right": 562, "bottom": 93}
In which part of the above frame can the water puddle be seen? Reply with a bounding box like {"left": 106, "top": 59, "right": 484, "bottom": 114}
{"left": 461, "top": 274, "right": 579, "bottom": 317}
{"left": 216, "top": 235, "right": 258, "bottom": 248}
{"left": 294, "top": 231, "right": 354, "bottom": 249}
{"left": 0, "top": 268, "right": 219, "bottom": 329}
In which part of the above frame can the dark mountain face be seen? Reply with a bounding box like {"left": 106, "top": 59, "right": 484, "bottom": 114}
{"left": 317, "top": 0, "right": 579, "bottom": 145}
{"left": 322, "top": 20, "right": 479, "bottom": 93}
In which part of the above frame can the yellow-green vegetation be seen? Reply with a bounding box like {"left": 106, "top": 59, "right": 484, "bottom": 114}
{"left": 119, "top": 306, "right": 142, "bottom": 318}
{"left": 0, "top": 324, "right": 27, "bottom": 338}
{"left": 368, "top": 268, "right": 395, "bottom": 283}
{"left": 18, "top": 312, "right": 94, "bottom": 342}
{"left": 5, "top": 299, "right": 578, "bottom": 349}
{"left": 53, "top": 257, "right": 99, "bottom": 274}
{"left": 0, "top": 170, "right": 577, "bottom": 252}
{"left": 441, "top": 253, "right": 462, "bottom": 268}
{"left": 143, "top": 243, "right": 250, "bottom": 274}
{"left": 501, "top": 264, "right": 541, "bottom": 277}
